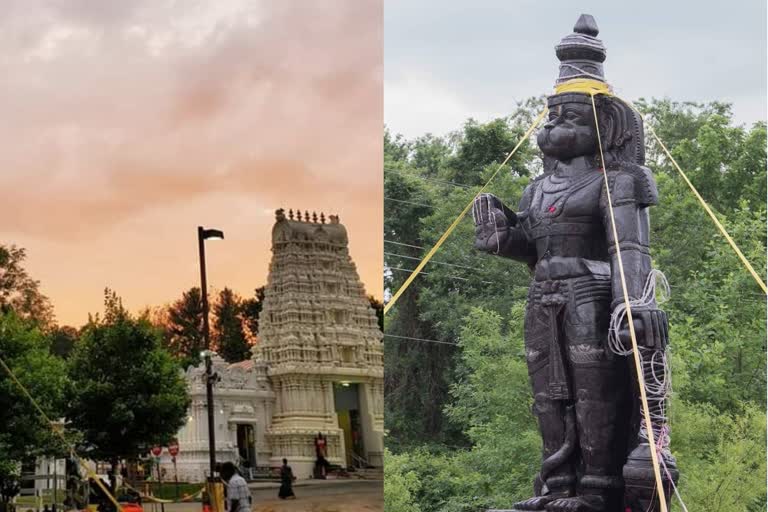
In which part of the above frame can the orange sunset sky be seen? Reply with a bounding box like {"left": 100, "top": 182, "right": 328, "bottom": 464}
{"left": 0, "top": 1, "right": 383, "bottom": 326}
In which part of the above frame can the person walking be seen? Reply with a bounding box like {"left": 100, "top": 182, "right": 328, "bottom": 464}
{"left": 277, "top": 459, "right": 295, "bottom": 500}
{"left": 220, "top": 462, "right": 251, "bottom": 512}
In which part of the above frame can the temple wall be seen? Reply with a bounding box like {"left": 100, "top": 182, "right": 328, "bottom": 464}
{"left": 162, "top": 358, "right": 275, "bottom": 483}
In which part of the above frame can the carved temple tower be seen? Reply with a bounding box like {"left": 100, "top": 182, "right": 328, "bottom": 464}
{"left": 257, "top": 208, "right": 384, "bottom": 477}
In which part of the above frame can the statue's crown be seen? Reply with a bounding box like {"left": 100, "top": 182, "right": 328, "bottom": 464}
{"left": 555, "top": 14, "right": 607, "bottom": 85}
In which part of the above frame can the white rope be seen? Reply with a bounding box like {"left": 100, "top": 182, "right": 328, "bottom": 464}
{"left": 557, "top": 63, "right": 611, "bottom": 84}
{"left": 608, "top": 269, "right": 670, "bottom": 356}
{"left": 660, "top": 454, "right": 690, "bottom": 512}
{"left": 608, "top": 269, "right": 674, "bottom": 454}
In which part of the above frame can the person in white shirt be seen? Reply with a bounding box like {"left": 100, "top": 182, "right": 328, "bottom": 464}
{"left": 220, "top": 462, "right": 251, "bottom": 512}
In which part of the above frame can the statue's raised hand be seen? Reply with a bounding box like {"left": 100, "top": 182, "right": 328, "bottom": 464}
{"left": 472, "top": 193, "right": 518, "bottom": 254}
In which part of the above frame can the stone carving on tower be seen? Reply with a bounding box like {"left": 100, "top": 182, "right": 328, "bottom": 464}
{"left": 257, "top": 208, "right": 384, "bottom": 477}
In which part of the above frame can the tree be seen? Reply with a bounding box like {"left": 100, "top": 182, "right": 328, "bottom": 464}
{"left": 240, "top": 286, "right": 266, "bottom": 341}
{"left": 213, "top": 288, "right": 250, "bottom": 363}
{"left": 384, "top": 448, "right": 422, "bottom": 512}
{"left": 368, "top": 295, "right": 384, "bottom": 331}
{"left": 67, "top": 289, "right": 190, "bottom": 495}
{"left": 0, "top": 245, "right": 54, "bottom": 328}
{"left": 49, "top": 325, "right": 78, "bottom": 359}
{"left": 0, "top": 312, "right": 68, "bottom": 507}
{"left": 448, "top": 117, "right": 532, "bottom": 185}
{"left": 384, "top": 159, "right": 454, "bottom": 447}
{"left": 164, "top": 287, "right": 205, "bottom": 369}
{"left": 384, "top": 102, "right": 540, "bottom": 448}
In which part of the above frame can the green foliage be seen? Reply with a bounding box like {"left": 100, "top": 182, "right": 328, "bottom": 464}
{"left": 67, "top": 289, "right": 190, "bottom": 467}
{"left": 0, "top": 459, "right": 21, "bottom": 504}
{"left": 212, "top": 288, "right": 250, "bottom": 363}
{"left": 0, "top": 312, "right": 68, "bottom": 502}
{"left": 385, "top": 100, "right": 543, "bottom": 448}
{"left": 368, "top": 295, "right": 384, "bottom": 331}
{"left": 667, "top": 201, "right": 766, "bottom": 411}
{"left": 164, "top": 287, "right": 206, "bottom": 369}
{"left": 384, "top": 448, "right": 421, "bottom": 512}
{"left": 147, "top": 483, "right": 205, "bottom": 501}
{"left": 385, "top": 97, "right": 767, "bottom": 511}
{"left": 240, "top": 286, "right": 265, "bottom": 339}
{"left": 670, "top": 400, "right": 766, "bottom": 511}
{"left": 446, "top": 305, "right": 535, "bottom": 441}
{"left": 0, "top": 245, "right": 54, "bottom": 328}
{"left": 158, "top": 285, "right": 264, "bottom": 368}
{"left": 48, "top": 325, "right": 78, "bottom": 359}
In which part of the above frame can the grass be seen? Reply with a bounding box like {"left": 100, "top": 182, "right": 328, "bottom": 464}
{"left": 14, "top": 490, "right": 64, "bottom": 508}
{"left": 139, "top": 483, "right": 204, "bottom": 501}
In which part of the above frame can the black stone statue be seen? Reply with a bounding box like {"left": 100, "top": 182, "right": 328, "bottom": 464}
{"left": 474, "top": 15, "right": 677, "bottom": 512}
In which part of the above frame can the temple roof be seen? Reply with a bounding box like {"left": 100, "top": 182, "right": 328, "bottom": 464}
{"left": 271, "top": 208, "right": 348, "bottom": 245}
{"left": 259, "top": 207, "right": 383, "bottom": 371}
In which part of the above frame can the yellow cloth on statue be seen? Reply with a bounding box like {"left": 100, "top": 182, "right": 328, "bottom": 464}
{"left": 554, "top": 78, "right": 612, "bottom": 96}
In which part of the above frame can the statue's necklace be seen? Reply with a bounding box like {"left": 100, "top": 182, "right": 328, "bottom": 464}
{"left": 539, "top": 171, "right": 600, "bottom": 216}
{"left": 541, "top": 174, "right": 570, "bottom": 193}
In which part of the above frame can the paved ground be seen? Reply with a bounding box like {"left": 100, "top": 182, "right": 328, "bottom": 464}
{"left": 158, "top": 480, "right": 382, "bottom": 512}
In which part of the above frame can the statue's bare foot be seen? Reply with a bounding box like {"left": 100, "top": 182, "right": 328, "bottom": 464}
{"left": 513, "top": 492, "right": 571, "bottom": 511}
{"left": 545, "top": 495, "right": 606, "bottom": 512}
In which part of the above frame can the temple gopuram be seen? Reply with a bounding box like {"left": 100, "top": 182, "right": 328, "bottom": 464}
{"left": 167, "top": 209, "right": 383, "bottom": 481}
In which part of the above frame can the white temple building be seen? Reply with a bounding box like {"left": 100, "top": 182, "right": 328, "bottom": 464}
{"left": 165, "top": 209, "right": 384, "bottom": 482}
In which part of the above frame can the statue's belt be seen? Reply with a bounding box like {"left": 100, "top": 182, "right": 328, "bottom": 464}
{"left": 533, "top": 257, "right": 610, "bottom": 282}
{"left": 529, "top": 278, "right": 612, "bottom": 400}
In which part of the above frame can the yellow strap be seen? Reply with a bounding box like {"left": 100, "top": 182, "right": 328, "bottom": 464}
{"left": 0, "top": 356, "right": 125, "bottom": 512}
{"left": 383, "top": 108, "right": 548, "bottom": 315}
{"left": 590, "top": 93, "right": 669, "bottom": 512}
{"left": 623, "top": 101, "right": 766, "bottom": 294}
{"left": 554, "top": 78, "right": 612, "bottom": 96}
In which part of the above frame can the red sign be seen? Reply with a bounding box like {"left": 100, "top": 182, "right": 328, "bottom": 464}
{"left": 151, "top": 445, "right": 162, "bottom": 457}
{"left": 168, "top": 440, "right": 180, "bottom": 457}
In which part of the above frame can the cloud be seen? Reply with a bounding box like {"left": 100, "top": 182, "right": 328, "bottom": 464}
{"left": 0, "top": 0, "right": 383, "bottom": 323}
{"left": 385, "top": 77, "right": 476, "bottom": 139}
{"left": 384, "top": 0, "right": 766, "bottom": 136}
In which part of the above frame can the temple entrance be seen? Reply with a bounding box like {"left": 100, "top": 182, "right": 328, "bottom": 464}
{"left": 334, "top": 383, "right": 365, "bottom": 468}
{"left": 236, "top": 424, "right": 256, "bottom": 470}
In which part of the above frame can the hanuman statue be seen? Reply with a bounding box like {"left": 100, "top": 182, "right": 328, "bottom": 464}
{"left": 473, "top": 15, "right": 678, "bottom": 512}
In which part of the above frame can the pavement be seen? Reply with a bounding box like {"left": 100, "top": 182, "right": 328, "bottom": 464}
{"left": 247, "top": 478, "right": 376, "bottom": 489}
{"left": 156, "top": 480, "right": 382, "bottom": 512}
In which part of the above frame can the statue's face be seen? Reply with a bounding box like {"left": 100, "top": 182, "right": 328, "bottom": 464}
{"left": 537, "top": 100, "right": 598, "bottom": 160}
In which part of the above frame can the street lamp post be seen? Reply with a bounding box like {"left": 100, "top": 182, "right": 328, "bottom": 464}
{"left": 197, "top": 226, "right": 223, "bottom": 479}
{"left": 198, "top": 226, "right": 223, "bottom": 351}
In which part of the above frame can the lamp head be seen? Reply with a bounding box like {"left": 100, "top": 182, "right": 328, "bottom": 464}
{"left": 199, "top": 227, "right": 224, "bottom": 240}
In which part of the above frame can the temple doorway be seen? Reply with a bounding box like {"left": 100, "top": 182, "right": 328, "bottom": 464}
{"left": 236, "top": 424, "right": 256, "bottom": 470}
{"left": 333, "top": 382, "right": 365, "bottom": 467}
